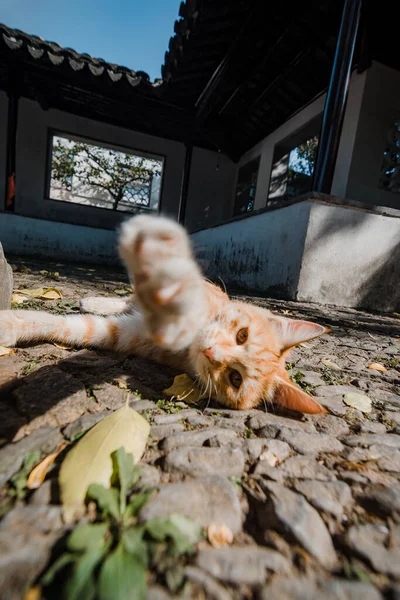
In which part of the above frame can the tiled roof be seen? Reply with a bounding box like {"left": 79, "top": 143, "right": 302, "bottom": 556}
{"left": 0, "top": 23, "right": 163, "bottom": 89}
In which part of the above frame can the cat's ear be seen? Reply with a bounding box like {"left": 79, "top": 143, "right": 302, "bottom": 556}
{"left": 271, "top": 317, "right": 330, "bottom": 352}
{"left": 273, "top": 376, "right": 328, "bottom": 414}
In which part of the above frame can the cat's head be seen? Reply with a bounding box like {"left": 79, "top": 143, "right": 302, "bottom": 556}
{"left": 190, "top": 301, "right": 329, "bottom": 413}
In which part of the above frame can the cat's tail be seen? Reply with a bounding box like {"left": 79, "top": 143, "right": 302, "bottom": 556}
{"left": 0, "top": 309, "right": 145, "bottom": 352}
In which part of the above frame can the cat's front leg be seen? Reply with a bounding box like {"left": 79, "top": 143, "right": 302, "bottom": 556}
{"left": 119, "top": 215, "right": 207, "bottom": 352}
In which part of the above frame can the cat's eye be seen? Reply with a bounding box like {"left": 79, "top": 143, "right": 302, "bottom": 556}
{"left": 236, "top": 327, "right": 248, "bottom": 345}
{"left": 229, "top": 369, "right": 242, "bottom": 389}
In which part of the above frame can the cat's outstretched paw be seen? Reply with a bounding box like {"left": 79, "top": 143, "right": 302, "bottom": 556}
{"left": 119, "top": 215, "right": 206, "bottom": 351}
{"left": 0, "top": 311, "right": 19, "bottom": 347}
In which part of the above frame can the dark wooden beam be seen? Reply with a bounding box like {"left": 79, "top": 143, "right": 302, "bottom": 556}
{"left": 312, "top": 0, "right": 362, "bottom": 194}
{"left": 178, "top": 141, "right": 193, "bottom": 225}
{"left": 194, "top": 0, "right": 265, "bottom": 125}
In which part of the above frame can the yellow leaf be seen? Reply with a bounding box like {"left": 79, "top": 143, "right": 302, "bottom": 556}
{"left": 11, "top": 293, "right": 27, "bottom": 305}
{"left": 0, "top": 346, "right": 13, "bottom": 357}
{"left": 321, "top": 358, "right": 341, "bottom": 370}
{"left": 27, "top": 442, "right": 68, "bottom": 489}
{"left": 59, "top": 396, "right": 150, "bottom": 523}
{"left": 24, "top": 586, "right": 42, "bottom": 600}
{"left": 393, "top": 313, "right": 400, "bottom": 318}
{"left": 163, "top": 373, "right": 208, "bottom": 405}
{"left": 40, "top": 288, "right": 62, "bottom": 300}
{"left": 207, "top": 523, "right": 234, "bottom": 548}
{"left": 14, "top": 287, "right": 62, "bottom": 301}
{"left": 368, "top": 362, "right": 387, "bottom": 373}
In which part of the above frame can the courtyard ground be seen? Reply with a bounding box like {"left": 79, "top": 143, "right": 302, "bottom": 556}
{"left": 0, "top": 256, "right": 399, "bottom": 599}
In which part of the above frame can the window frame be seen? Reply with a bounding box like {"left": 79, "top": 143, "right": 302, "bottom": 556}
{"left": 45, "top": 129, "right": 166, "bottom": 215}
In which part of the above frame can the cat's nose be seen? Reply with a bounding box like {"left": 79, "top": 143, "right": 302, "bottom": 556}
{"left": 203, "top": 347, "right": 216, "bottom": 361}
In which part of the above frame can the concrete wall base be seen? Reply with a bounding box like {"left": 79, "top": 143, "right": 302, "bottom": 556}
{"left": 191, "top": 195, "right": 400, "bottom": 313}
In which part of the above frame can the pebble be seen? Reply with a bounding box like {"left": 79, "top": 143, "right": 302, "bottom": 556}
{"left": 184, "top": 566, "right": 232, "bottom": 600}
{"left": 196, "top": 546, "right": 291, "bottom": 585}
{"left": 161, "top": 428, "right": 238, "bottom": 452}
{"left": 358, "top": 485, "right": 400, "bottom": 522}
{"left": 344, "top": 434, "right": 400, "bottom": 448}
{"left": 0, "top": 426, "right": 64, "bottom": 487}
{"left": 0, "top": 506, "right": 64, "bottom": 598}
{"left": 279, "top": 456, "right": 337, "bottom": 481}
{"left": 344, "top": 524, "right": 400, "bottom": 577}
{"left": 63, "top": 411, "right": 111, "bottom": 439}
{"left": 248, "top": 412, "right": 316, "bottom": 437}
{"left": 257, "top": 482, "right": 337, "bottom": 569}
{"left": 278, "top": 429, "right": 344, "bottom": 455}
{"left": 260, "top": 577, "right": 383, "bottom": 600}
{"left": 293, "top": 480, "right": 353, "bottom": 518}
{"left": 164, "top": 446, "right": 245, "bottom": 478}
{"left": 150, "top": 423, "right": 186, "bottom": 439}
{"left": 310, "top": 414, "right": 350, "bottom": 437}
{"left": 140, "top": 475, "right": 243, "bottom": 533}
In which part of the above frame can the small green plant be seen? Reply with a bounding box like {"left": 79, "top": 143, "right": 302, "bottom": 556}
{"left": 41, "top": 448, "right": 202, "bottom": 600}
{"left": 156, "top": 399, "right": 182, "bottom": 414}
{"left": 8, "top": 452, "right": 41, "bottom": 500}
{"left": 321, "top": 368, "right": 345, "bottom": 386}
{"left": 22, "top": 359, "right": 39, "bottom": 376}
{"left": 287, "top": 366, "right": 315, "bottom": 395}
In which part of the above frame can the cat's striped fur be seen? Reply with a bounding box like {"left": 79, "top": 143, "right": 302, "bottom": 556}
{"left": 0, "top": 215, "right": 329, "bottom": 412}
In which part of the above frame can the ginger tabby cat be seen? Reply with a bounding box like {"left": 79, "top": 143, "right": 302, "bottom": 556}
{"left": 0, "top": 215, "right": 329, "bottom": 413}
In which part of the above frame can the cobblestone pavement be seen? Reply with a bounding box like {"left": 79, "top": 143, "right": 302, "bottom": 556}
{"left": 0, "top": 257, "right": 399, "bottom": 599}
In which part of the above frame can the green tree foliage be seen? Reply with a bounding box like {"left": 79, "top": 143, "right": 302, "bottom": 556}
{"left": 51, "top": 139, "right": 162, "bottom": 210}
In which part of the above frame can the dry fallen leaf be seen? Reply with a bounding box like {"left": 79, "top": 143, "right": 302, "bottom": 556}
{"left": 207, "top": 523, "right": 234, "bottom": 548}
{"left": 321, "top": 358, "right": 341, "bottom": 370}
{"left": 14, "top": 287, "right": 62, "bottom": 301}
{"left": 59, "top": 395, "right": 150, "bottom": 523}
{"left": 163, "top": 373, "right": 208, "bottom": 405}
{"left": 24, "top": 586, "right": 42, "bottom": 600}
{"left": 53, "top": 342, "right": 74, "bottom": 350}
{"left": 343, "top": 392, "right": 372, "bottom": 413}
{"left": 11, "top": 293, "right": 27, "bottom": 305}
{"left": 27, "top": 442, "right": 68, "bottom": 489}
{"left": 0, "top": 346, "right": 13, "bottom": 357}
{"left": 368, "top": 362, "right": 387, "bottom": 373}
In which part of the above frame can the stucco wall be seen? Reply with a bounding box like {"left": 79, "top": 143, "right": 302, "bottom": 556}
{"left": 191, "top": 202, "right": 312, "bottom": 297}
{"left": 345, "top": 62, "right": 400, "bottom": 210}
{"left": 298, "top": 201, "right": 400, "bottom": 312}
{"left": 0, "top": 92, "right": 8, "bottom": 208}
{"left": 0, "top": 213, "right": 119, "bottom": 264}
{"left": 13, "top": 98, "right": 186, "bottom": 229}
{"left": 236, "top": 95, "right": 326, "bottom": 212}
{"left": 185, "top": 147, "right": 236, "bottom": 233}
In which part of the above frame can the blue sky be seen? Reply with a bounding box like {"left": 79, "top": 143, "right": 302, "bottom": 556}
{"left": 1, "top": 0, "right": 182, "bottom": 80}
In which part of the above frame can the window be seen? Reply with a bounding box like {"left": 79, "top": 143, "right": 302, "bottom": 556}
{"left": 48, "top": 134, "right": 164, "bottom": 213}
{"left": 379, "top": 121, "right": 400, "bottom": 194}
{"left": 233, "top": 157, "right": 260, "bottom": 216}
{"left": 268, "top": 136, "right": 318, "bottom": 203}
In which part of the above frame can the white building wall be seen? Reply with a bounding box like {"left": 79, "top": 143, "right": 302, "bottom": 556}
{"left": 345, "top": 62, "right": 400, "bottom": 210}
{"left": 298, "top": 201, "right": 400, "bottom": 312}
{"left": 0, "top": 92, "right": 8, "bottom": 208}
{"left": 191, "top": 202, "right": 312, "bottom": 297}
{"left": 0, "top": 212, "right": 119, "bottom": 264}
{"left": 14, "top": 98, "right": 186, "bottom": 229}
{"left": 185, "top": 147, "right": 236, "bottom": 232}
{"left": 236, "top": 95, "right": 327, "bottom": 212}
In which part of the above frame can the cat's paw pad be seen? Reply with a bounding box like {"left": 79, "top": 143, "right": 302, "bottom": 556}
{"left": 119, "top": 215, "right": 206, "bottom": 350}
{"left": 80, "top": 297, "right": 129, "bottom": 315}
{"left": 0, "top": 311, "right": 19, "bottom": 347}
